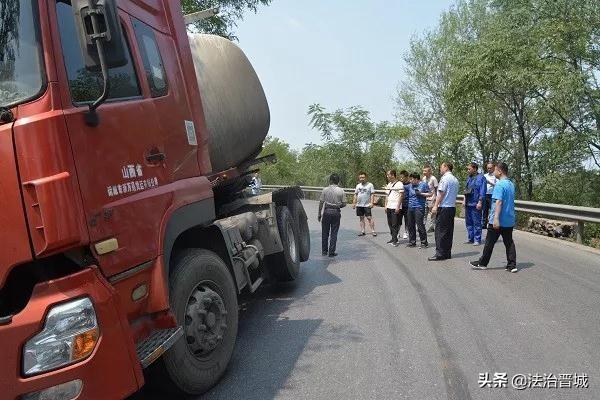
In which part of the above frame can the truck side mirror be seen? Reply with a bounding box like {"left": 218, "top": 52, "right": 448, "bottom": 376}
{"left": 72, "top": 0, "right": 127, "bottom": 70}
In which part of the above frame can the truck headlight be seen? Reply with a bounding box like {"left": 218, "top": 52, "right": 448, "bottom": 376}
{"left": 23, "top": 298, "right": 99, "bottom": 376}
{"left": 22, "top": 379, "right": 82, "bottom": 400}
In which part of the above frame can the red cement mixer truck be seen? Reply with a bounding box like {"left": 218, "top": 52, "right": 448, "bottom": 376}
{"left": 0, "top": 0, "right": 310, "bottom": 398}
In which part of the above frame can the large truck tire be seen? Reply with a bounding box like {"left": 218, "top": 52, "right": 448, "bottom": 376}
{"left": 289, "top": 198, "right": 310, "bottom": 262}
{"left": 152, "top": 249, "right": 238, "bottom": 395}
{"left": 266, "top": 206, "right": 300, "bottom": 282}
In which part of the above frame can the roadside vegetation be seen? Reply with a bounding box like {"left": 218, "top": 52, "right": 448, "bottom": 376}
{"left": 188, "top": 0, "right": 599, "bottom": 246}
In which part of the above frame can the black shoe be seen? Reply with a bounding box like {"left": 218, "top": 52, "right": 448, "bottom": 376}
{"left": 392, "top": 242, "right": 399, "bottom": 247}
{"left": 406, "top": 243, "right": 417, "bottom": 248}
{"left": 470, "top": 260, "right": 487, "bottom": 270}
{"left": 386, "top": 239, "right": 395, "bottom": 244}
{"left": 328, "top": 253, "right": 338, "bottom": 258}
{"left": 419, "top": 243, "right": 429, "bottom": 248}
{"left": 358, "top": 232, "right": 366, "bottom": 236}
{"left": 322, "top": 252, "right": 328, "bottom": 256}
{"left": 428, "top": 256, "right": 447, "bottom": 261}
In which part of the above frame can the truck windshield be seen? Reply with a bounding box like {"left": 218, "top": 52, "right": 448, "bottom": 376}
{"left": 0, "top": 0, "right": 44, "bottom": 108}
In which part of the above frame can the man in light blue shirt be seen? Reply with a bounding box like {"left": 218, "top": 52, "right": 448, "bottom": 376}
{"left": 429, "top": 162, "right": 459, "bottom": 261}
{"left": 470, "top": 162, "right": 517, "bottom": 272}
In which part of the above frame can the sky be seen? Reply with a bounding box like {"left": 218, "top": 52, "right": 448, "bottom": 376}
{"left": 234, "top": 0, "right": 455, "bottom": 151}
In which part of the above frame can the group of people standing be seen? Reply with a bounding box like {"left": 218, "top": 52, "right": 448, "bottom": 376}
{"left": 381, "top": 169, "right": 432, "bottom": 248}
{"left": 318, "top": 161, "right": 517, "bottom": 272}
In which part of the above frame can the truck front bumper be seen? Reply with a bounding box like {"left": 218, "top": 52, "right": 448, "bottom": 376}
{"left": 0, "top": 267, "right": 141, "bottom": 400}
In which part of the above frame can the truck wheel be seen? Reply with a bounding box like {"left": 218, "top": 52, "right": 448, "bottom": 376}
{"left": 153, "top": 249, "right": 238, "bottom": 395}
{"left": 267, "top": 206, "right": 300, "bottom": 281}
{"left": 289, "top": 198, "right": 310, "bottom": 262}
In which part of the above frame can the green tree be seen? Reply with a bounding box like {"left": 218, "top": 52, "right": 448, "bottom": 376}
{"left": 395, "top": 2, "right": 487, "bottom": 178}
{"left": 182, "top": 0, "right": 271, "bottom": 40}
{"left": 307, "top": 104, "right": 407, "bottom": 189}
{"left": 396, "top": 0, "right": 600, "bottom": 200}
{"left": 524, "top": 0, "right": 600, "bottom": 168}
{"left": 258, "top": 136, "right": 298, "bottom": 185}
{"left": 295, "top": 143, "right": 340, "bottom": 186}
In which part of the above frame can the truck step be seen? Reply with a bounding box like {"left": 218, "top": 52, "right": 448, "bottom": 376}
{"left": 136, "top": 327, "right": 183, "bottom": 368}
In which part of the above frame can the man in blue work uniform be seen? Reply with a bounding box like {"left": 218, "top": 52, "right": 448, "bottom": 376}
{"left": 463, "top": 162, "right": 487, "bottom": 246}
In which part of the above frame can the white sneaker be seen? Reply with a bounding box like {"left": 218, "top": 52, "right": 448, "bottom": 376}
{"left": 403, "top": 232, "right": 408, "bottom": 239}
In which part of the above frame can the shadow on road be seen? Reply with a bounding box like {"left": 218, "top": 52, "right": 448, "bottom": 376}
{"left": 130, "top": 227, "right": 368, "bottom": 400}
{"left": 451, "top": 251, "right": 480, "bottom": 259}
{"left": 476, "top": 262, "right": 535, "bottom": 271}
{"left": 517, "top": 262, "right": 535, "bottom": 270}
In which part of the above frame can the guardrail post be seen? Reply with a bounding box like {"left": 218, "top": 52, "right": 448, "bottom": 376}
{"left": 576, "top": 221, "right": 584, "bottom": 244}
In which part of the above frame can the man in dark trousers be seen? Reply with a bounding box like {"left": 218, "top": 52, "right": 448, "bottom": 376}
{"left": 482, "top": 162, "right": 497, "bottom": 230}
{"left": 384, "top": 170, "right": 404, "bottom": 247}
{"left": 405, "top": 172, "right": 430, "bottom": 248}
{"left": 318, "top": 174, "right": 346, "bottom": 257}
{"left": 470, "top": 162, "right": 518, "bottom": 272}
{"left": 399, "top": 170, "right": 411, "bottom": 240}
{"left": 429, "top": 162, "right": 459, "bottom": 261}
{"left": 463, "top": 162, "right": 487, "bottom": 246}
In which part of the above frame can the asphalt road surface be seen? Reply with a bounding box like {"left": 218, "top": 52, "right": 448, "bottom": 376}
{"left": 135, "top": 201, "right": 600, "bottom": 400}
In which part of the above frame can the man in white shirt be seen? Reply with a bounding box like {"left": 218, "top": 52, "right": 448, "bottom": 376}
{"left": 249, "top": 172, "right": 262, "bottom": 196}
{"left": 429, "top": 162, "right": 459, "bottom": 261}
{"left": 422, "top": 165, "right": 438, "bottom": 233}
{"left": 384, "top": 170, "right": 404, "bottom": 247}
{"left": 352, "top": 172, "right": 377, "bottom": 236}
{"left": 482, "top": 162, "right": 497, "bottom": 230}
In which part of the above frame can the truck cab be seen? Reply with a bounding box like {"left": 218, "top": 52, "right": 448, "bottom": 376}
{"left": 0, "top": 1, "right": 309, "bottom": 398}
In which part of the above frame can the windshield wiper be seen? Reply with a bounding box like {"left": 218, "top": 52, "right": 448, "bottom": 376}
{"left": 0, "top": 107, "right": 15, "bottom": 124}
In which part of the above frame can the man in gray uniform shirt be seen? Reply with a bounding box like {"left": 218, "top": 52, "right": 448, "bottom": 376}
{"left": 429, "top": 162, "right": 459, "bottom": 261}
{"left": 318, "top": 174, "right": 347, "bottom": 257}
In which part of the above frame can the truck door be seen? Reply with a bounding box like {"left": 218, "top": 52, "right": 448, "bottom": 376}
{"left": 52, "top": 1, "right": 196, "bottom": 276}
{"left": 129, "top": 17, "right": 202, "bottom": 183}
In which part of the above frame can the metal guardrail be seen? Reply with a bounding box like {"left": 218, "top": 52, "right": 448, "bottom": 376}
{"left": 262, "top": 185, "right": 600, "bottom": 244}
